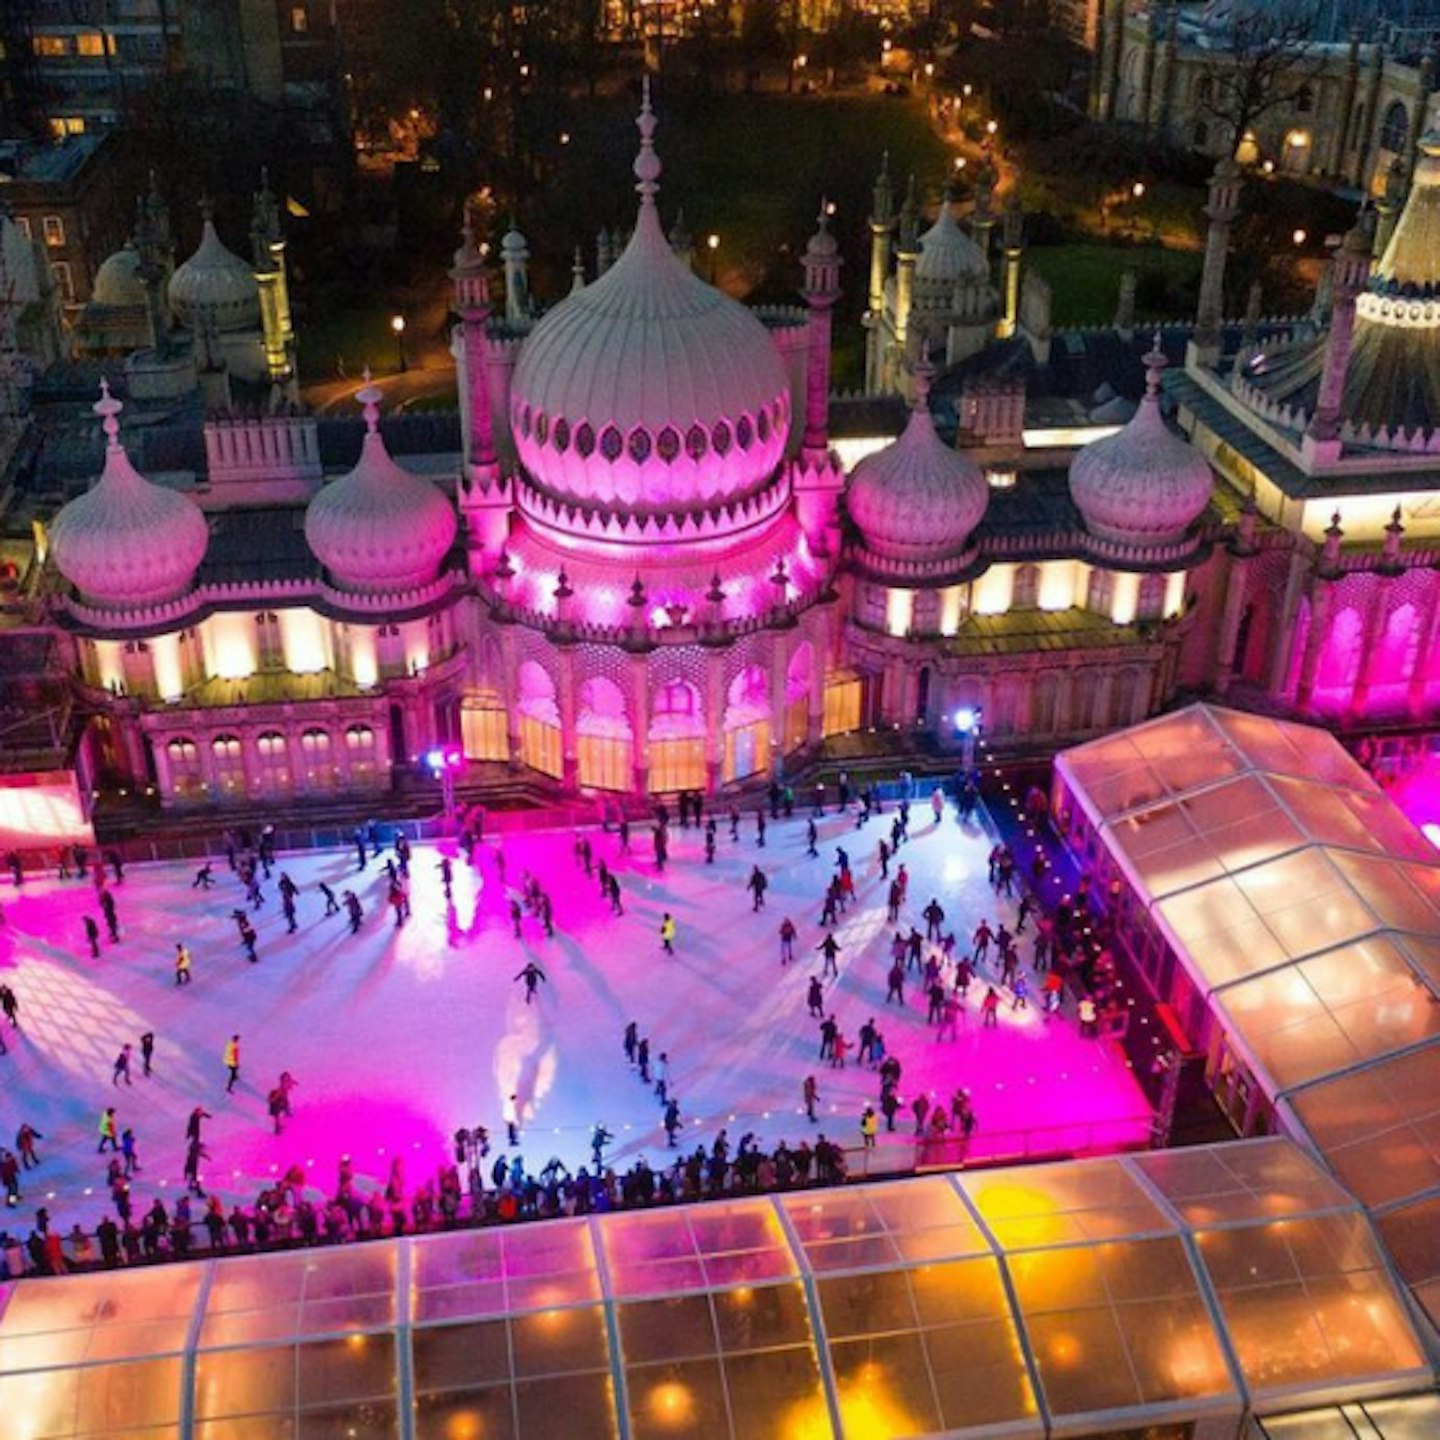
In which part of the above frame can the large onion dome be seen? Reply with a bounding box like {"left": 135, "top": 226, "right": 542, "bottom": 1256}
{"left": 304, "top": 377, "right": 457, "bottom": 594}
{"left": 49, "top": 382, "right": 209, "bottom": 609}
{"left": 168, "top": 207, "right": 259, "bottom": 333}
{"left": 92, "top": 244, "right": 147, "bottom": 308}
{"left": 508, "top": 85, "right": 790, "bottom": 517}
{"left": 915, "top": 201, "right": 989, "bottom": 284}
{"left": 1069, "top": 345, "right": 1212, "bottom": 546}
{"left": 847, "top": 366, "right": 988, "bottom": 562}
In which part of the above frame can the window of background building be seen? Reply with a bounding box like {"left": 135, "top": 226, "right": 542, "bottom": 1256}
{"left": 42, "top": 215, "right": 65, "bottom": 247}
{"left": 50, "top": 261, "right": 74, "bottom": 301}
{"left": 32, "top": 35, "right": 72, "bottom": 57}
{"left": 75, "top": 32, "right": 116, "bottom": 57}
{"left": 49, "top": 117, "right": 86, "bottom": 137}
{"left": 291, "top": 4, "right": 309, "bottom": 31}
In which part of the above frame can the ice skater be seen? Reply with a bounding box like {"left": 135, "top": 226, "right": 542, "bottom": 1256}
{"left": 590, "top": 1124, "right": 613, "bottom": 1166}
{"left": 747, "top": 866, "right": 768, "bottom": 911}
{"left": 660, "top": 913, "right": 676, "bottom": 955}
{"left": 174, "top": 943, "right": 192, "bottom": 985}
{"left": 97, "top": 1107, "right": 119, "bottom": 1153}
{"left": 224, "top": 1034, "right": 241, "bottom": 1093}
{"left": 514, "top": 962, "right": 548, "bottom": 1004}
{"left": 624, "top": 1020, "right": 639, "bottom": 1066}
{"left": 0, "top": 984, "right": 17, "bottom": 1026}
{"left": 816, "top": 932, "right": 841, "bottom": 979}
{"left": 779, "top": 917, "right": 796, "bottom": 964}
{"left": 192, "top": 863, "right": 215, "bottom": 889}
{"left": 803, "top": 1075, "right": 819, "bottom": 1122}
{"left": 82, "top": 914, "right": 100, "bottom": 958}
{"left": 504, "top": 1094, "right": 520, "bottom": 1147}
{"left": 112, "top": 1043, "right": 134, "bottom": 1086}
{"left": 806, "top": 976, "right": 825, "bottom": 1018}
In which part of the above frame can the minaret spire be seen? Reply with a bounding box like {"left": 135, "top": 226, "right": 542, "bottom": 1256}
{"left": 634, "top": 75, "right": 662, "bottom": 211}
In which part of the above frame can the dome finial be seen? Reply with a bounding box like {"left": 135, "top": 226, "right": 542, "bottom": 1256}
{"left": 634, "top": 74, "right": 661, "bottom": 205}
{"left": 357, "top": 367, "right": 382, "bottom": 435}
{"left": 199, "top": 194, "right": 215, "bottom": 225}
{"left": 94, "top": 378, "right": 124, "bottom": 449}
{"left": 911, "top": 356, "right": 936, "bottom": 410}
{"left": 1143, "top": 332, "right": 1167, "bottom": 399}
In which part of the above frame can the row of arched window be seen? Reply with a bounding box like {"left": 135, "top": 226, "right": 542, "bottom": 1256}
{"left": 163, "top": 727, "right": 378, "bottom": 797}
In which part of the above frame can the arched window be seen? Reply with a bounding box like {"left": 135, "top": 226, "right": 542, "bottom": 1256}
{"left": 301, "top": 727, "right": 338, "bottom": 793}
{"left": 577, "top": 676, "right": 632, "bottom": 792}
{"left": 724, "top": 665, "right": 771, "bottom": 783}
{"left": 345, "top": 724, "right": 379, "bottom": 786}
{"left": 212, "top": 734, "right": 245, "bottom": 796}
{"left": 166, "top": 737, "right": 203, "bottom": 798}
{"left": 1195, "top": 75, "right": 1214, "bottom": 107}
{"left": 1381, "top": 100, "right": 1409, "bottom": 154}
{"left": 1294, "top": 83, "right": 1314, "bottom": 115}
{"left": 649, "top": 679, "right": 705, "bottom": 794}
{"left": 256, "top": 731, "right": 292, "bottom": 795}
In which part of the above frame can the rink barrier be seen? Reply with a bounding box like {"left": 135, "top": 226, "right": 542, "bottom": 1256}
{"left": 26, "top": 778, "right": 958, "bottom": 873}
{"left": 3, "top": 1114, "right": 1154, "bottom": 1284}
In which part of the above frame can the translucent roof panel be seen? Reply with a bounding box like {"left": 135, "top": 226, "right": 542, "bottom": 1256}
{"left": 1131, "top": 1138, "right": 1356, "bottom": 1227}
{"left": 0, "top": 1146, "right": 1429, "bottom": 1440}
{"left": 1005, "top": 1236, "right": 1237, "bottom": 1418}
{"left": 0, "top": 1264, "right": 201, "bottom": 1373}
{"left": 410, "top": 1218, "right": 601, "bottom": 1322}
{"left": 779, "top": 1176, "right": 989, "bottom": 1271}
{"left": 960, "top": 1157, "right": 1174, "bottom": 1248}
{"left": 1208, "top": 706, "right": 1364, "bottom": 787}
{"left": 1374, "top": 1196, "right": 1440, "bottom": 1330}
{"left": 1213, "top": 936, "right": 1440, "bottom": 1091}
{"left": 600, "top": 1200, "right": 795, "bottom": 1299}
{"left": 1192, "top": 1212, "right": 1429, "bottom": 1400}
{"left": 1259, "top": 1391, "right": 1440, "bottom": 1438}
{"left": 194, "top": 1332, "right": 401, "bottom": 1435}
{"left": 815, "top": 1257, "right": 1040, "bottom": 1434}
{"left": 199, "top": 1245, "right": 399, "bottom": 1348}
{"left": 1287, "top": 1041, "right": 1440, "bottom": 1209}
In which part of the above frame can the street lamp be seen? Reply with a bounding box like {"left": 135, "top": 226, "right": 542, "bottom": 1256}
{"left": 1131, "top": 180, "right": 1146, "bottom": 199}
{"left": 427, "top": 746, "right": 463, "bottom": 824}
{"left": 1292, "top": 227, "right": 1307, "bottom": 247}
{"left": 953, "top": 707, "right": 984, "bottom": 773}
{"left": 391, "top": 313, "right": 407, "bottom": 373}
{"left": 706, "top": 232, "right": 719, "bottom": 284}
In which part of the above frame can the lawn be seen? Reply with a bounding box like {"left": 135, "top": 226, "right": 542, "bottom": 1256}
{"left": 1026, "top": 243, "right": 1203, "bottom": 329}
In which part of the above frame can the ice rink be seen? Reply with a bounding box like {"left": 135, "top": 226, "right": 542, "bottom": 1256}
{"left": 0, "top": 799, "right": 1150, "bottom": 1228}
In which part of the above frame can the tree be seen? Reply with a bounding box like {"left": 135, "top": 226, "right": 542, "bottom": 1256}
{"left": 1195, "top": 1, "right": 1326, "bottom": 159}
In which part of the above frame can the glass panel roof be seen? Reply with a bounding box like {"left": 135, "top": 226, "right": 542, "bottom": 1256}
{"left": 0, "top": 1142, "right": 1422, "bottom": 1438}
{"left": 1287, "top": 1042, "right": 1440, "bottom": 1209}
{"left": 1060, "top": 700, "right": 1440, "bottom": 1262}
{"left": 1212, "top": 937, "right": 1440, "bottom": 1091}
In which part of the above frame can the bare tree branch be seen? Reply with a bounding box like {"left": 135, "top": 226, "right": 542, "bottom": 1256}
{"left": 1195, "top": 2, "right": 1329, "bottom": 157}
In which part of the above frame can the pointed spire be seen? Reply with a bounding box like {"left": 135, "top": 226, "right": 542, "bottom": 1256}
{"left": 911, "top": 355, "right": 936, "bottom": 409}
{"left": 634, "top": 74, "right": 662, "bottom": 208}
{"left": 872, "top": 151, "right": 893, "bottom": 224}
{"left": 1143, "top": 332, "right": 1168, "bottom": 400}
{"left": 571, "top": 246, "right": 586, "bottom": 293}
{"left": 357, "top": 367, "right": 383, "bottom": 435}
{"left": 95, "top": 377, "right": 124, "bottom": 450}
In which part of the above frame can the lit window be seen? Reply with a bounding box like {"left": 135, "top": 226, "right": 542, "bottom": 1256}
{"left": 291, "top": 4, "right": 309, "bottom": 32}
{"left": 75, "top": 32, "right": 114, "bottom": 57}
{"left": 42, "top": 215, "right": 65, "bottom": 247}
{"left": 32, "top": 35, "right": 72, "bottom": 57}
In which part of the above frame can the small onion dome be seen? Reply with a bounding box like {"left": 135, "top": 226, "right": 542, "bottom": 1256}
{"left": 168, "top": 208, "right": 260, "bottom": 333}
{"left": 915, "top": 201, "right": 989, "bottom": 284}
{"left": 1069, "top": 343, "right": 1212, "bottom": 546}
{"left": 49, "top": 381, "right": 209, "bottom": 609}
{"left": 304, "top": 375, "right": 457, "bottom": 594}
{"left": 847, "top": 364, "right": 988, "bottom": 562}
{"left": 91, "top": 243, "right": 147, "bottom": 308}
